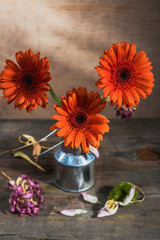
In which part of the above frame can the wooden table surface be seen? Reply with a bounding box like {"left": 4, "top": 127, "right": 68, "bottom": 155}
{"left": 0, "top": 119, "right": 160, "bottom": 240}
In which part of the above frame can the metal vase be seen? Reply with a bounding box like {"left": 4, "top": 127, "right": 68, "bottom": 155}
{"left": 53, "top": 144, "right": 95, "bottom": 192}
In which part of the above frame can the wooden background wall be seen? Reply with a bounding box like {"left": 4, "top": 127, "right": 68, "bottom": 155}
{"left": 0, "top": 0, "right": 159, "bottom": 119}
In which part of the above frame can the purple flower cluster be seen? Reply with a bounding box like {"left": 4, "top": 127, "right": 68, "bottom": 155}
{"left": 8, "top": 174, "right": 43, "bottom": 216}
{"left": 115, "top": 107, "right": 134, "bottom": 121}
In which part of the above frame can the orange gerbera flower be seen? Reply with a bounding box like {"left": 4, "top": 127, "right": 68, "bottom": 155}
{"left": 50, "top": 87, "right": 110, "bottom": 153}
{"left": 0, "top": 49, "right": 51, "bottom": 112}
{"left": 95, "top": 42, "right": 154, "bottom": 109}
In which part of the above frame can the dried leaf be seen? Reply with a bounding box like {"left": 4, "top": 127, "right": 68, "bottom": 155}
{"left": 19, "top": 134, "right": 36, "bottom": 146}
{"left": 12, "top": 151, "right": 46, "bottom": 172}
{"left": 32, "top": 142, "right": 42, "bottom": 161}
{"left": 81, "top": 192, "right": 98, "bottom": 204}
{"left": 60, "top": 209, "right": 87, "bottom": 217}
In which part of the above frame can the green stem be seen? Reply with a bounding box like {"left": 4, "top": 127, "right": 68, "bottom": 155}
{"left": 49, "top": 84, "right": 61, "bottom": 106}
{"left": 101, "top": 96, "right": 110, "bottom": 102}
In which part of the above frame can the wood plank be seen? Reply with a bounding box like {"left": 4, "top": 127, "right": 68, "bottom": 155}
{"left": 0, "top": 119, "right": 160, "bottom": 239}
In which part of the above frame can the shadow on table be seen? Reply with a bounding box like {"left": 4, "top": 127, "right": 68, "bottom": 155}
{"left": 91, "top": 185, "right": 113, "bottom": 218}
{"left": 0, "top": 191, "right": 11, "bottom": 215}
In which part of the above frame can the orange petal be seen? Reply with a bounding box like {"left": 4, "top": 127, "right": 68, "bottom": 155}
{"left": 54, "top": 105, "right": 68, "bottom": 116}
{"left": 55, "top": 120, "right": 68, "bottom": 128}
{"left": 109, "top": 46, "right": 117, "bottom": 63}
{"left": 75, "top": 131, "right": 84, "bottom": 148}
{"left": 3, "top": 86, "right": 17, "bottom": 96}
{"left": 14, "top": 94, "right": 26, "bottom": 107}
{"left": 116, "top": 89, "right": 123, "bottom": 108}
{"left": 6, "top": 91, "right": 19, "bottom": 104}
{"left": 64, "top": 130, "right": 77, "bottom": 146}
{"left": 127, "top": 44, "right": 136, "bottom": 61}
{"left": 61, "top": 96, "right": 70, "bottom": 112}
{"left": 56, "top": 127, "right": 72, "bottom": 138}
{"left": 129, "top": 88, "right": 140, "bottom": 105}
{"left": 87, "top": 130, "right": 99, "bottom": 147}
{"left": 102, "top": 83, "right": 113, "bottom": 98}
{"left": 51, "top": 114, "right": 67, "bottom": 121}
{"left": 102, "top": 54, "right": 113, "bottom": 67}
{"left": 76, "top": 87, "right": 87, "bottom": 107}
{"left": 49, "top": 124, "right": 57, "bottom": 131}
{"left": 134, "top": 88, "right": 146, "bottom": 99}
{"left": 81, "top": 137, "right": 89, "bottom": 153}
{"left": 16, "top": 51, "right": 25, "bottom": 69}
{"left": 91, "top": 114, "right": 110, "bottom": 125}
{"left": 6, "top": 60, "right": 21, "bottom": 73}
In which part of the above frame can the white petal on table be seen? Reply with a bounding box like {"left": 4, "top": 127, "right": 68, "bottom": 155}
{"left": 81, "top": 192, "right": 98, "bottom": 204}
{"left": 60, "top": 209, "right": 87, "bottom": 217}
{"left": 97, "top": 205, "right": 119, "bottom": 218}
{"left": 119, "top": 186, "right": 135, "bottom": 206}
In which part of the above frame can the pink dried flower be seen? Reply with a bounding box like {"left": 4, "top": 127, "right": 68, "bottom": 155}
{"left": 8, "top": 174, "right": 43, "bottom": 217}
{"left": 115, "top": 106, "right": 135, "bottom": 121}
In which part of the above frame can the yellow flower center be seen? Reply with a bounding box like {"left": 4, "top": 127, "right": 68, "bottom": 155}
{"left": 106, "top": 200, "right": 118, "bottom": 209}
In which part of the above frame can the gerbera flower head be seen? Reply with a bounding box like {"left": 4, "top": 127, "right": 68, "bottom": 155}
{"left": 0, "top": 49, "right": 51, "bottom": 112}
{"left": 95, "top": 42, "right": 154, "bottom": 109}
{"left": 50, "top": 87, "right": 110, "bottom": 153}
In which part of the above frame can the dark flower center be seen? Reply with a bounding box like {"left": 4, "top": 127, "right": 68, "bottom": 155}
{"left": 117, "top": 66, "right": 132, "bottom": 83}
{"left": 75, "top": 114, "right": 86, "bottom": 124}
{"left": 23, "top": 73, "right": 34, "bottom": 85}
{"left": 120, "top": 69, "right": 129, "bottom": 80}
{"left": 111, "top": 61, "right": 137, "bottom": 90}
{"left": 22, "top": 73, "right": 34, "bottom": 85}
{"left": 69, "top": 110, "right": 90, "bottom": 129}
{"left": 21, "top": 72, "right": 39, "bottom": 94}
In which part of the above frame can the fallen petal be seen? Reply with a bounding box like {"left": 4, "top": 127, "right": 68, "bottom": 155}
{"left": 119, "top": 186, "right": 135, "bottom": 206}
{"left": 89, "top": 145, "right": 100, "bottom": 158}
{"left": 97, "top": 208, "right": 110, "bottom": 218}
{"left": 81, "top": 192, "right": 98, "bottom": 204}
{"left": 60, "top": 209, "right": 87, "bottom": 217}
{"left": 97, "top": 204, "right": 119, "bottom": 218}
{"left": 97, "top": 200, "right": 119, "bottom": 218}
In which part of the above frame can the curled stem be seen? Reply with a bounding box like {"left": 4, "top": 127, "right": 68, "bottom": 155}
{"left": 131, "top": 184, "right": 145, "bottom": 203}
{"left": 49, "top": 84, "right": 61, "bottom": 106}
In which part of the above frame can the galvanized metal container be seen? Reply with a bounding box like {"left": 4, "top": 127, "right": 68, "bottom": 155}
{"left": 53, "top": 144, "right": 95, "bottom": 192}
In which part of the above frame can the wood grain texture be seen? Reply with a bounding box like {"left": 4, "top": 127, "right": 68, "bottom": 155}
{"left": 0, "top": 119, "right": 160, "bottom": 239}
{"left": 0, "top": 0, "right": 159, "bottom": 119}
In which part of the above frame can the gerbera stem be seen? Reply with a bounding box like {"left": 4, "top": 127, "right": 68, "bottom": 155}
{"left": 133, "top": 184, "right": 146, "bottom": 203}
{"left": 39, "top": 129, "right": 58, "bottom": 143}
{"left": 101, "top": 96, "right": 110, "bottom": 102}
{"left": 49, "top": 84, "right": 61, "bottom": 106}
{"left": 36, "top": 140, "right": 64, "bottom": 157}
